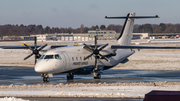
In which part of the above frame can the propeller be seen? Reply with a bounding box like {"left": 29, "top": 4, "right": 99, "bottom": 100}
{"left": 23, "top": 37, "right": 47, "bottom": 64}
{"left": 83, "top": 35, "right": 109, "bottom": 71}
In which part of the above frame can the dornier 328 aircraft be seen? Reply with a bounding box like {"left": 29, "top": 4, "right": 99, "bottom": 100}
{"left": 2, "top": 12, "right": 180, "bottom": 82}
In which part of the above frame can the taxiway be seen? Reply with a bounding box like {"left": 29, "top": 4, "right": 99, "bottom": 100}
{"left": 1, "top": 66, "right": 180, "bottom": 85}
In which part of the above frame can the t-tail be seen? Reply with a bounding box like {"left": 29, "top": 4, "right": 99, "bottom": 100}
{"left": 105, "top": 13, "right": 159, "bottom": 45}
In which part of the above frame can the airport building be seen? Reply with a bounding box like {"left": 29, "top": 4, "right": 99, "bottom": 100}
{"left": 1, "top": 32, "right": 149, "bottom": 41}
{"left": 88, "top": 30, "right": 117, "bottom": 40}
{"left": 132, "top": 33, "right": 149, "bottom": 39}
{"left": 29, "top": 30, "right": 119, "bottom": 41}
{"left": 3, "top": 36, "right": 24, "bottom": 40}
{"left": 0, "top": 37, "right": 3, "bottom": 40}
{"left": 149, "top": 33, "right": 180, "bottom": 39}
{"left": 2, "top": 30, "right": 179, "bottom": 41}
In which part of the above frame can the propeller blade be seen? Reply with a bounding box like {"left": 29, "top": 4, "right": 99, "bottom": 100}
{"left": 38, "top": 44, "right": 47, "bottom": 51}
{"left": 95, "top": 55, "right": 98, "bottom": 70}
{"left": 24, "top": 53, "right": 33, "bottom": 60}
{"left": 35, "top": 54, "right": 37, "bottom": 64}
{"left": 83, "top": 43, "right": 93, "bottom": 52}
{"left": 99, "top": 53, "right": 110, "bottom": 62}
{"left": 95, "top": 35, "right": 97, "bottom": 49}
{"left": 23, "top": 44, "right": 33, "bottom": 50}
{"left": 23, "top": 36, "right": 41, "bottom": 65}
{"left": 98, "top": 43, "right": 109, "bottom": 51}
{"left": 34, "top": 37, "right": 37, "bottom": 49}
{"left": 84, "top": 53, "right": 93, "bottom": 60}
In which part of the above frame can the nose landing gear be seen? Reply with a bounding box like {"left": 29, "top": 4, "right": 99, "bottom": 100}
{"left": 41, "top": 74, "right": 50, "bottom": 82}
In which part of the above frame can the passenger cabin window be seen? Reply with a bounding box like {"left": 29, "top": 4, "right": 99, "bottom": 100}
{"left": 44, "top": 55, "right": 54, "bottom": 59}
{"left": 55, "top": 54, "right": 61, "bottom": 59}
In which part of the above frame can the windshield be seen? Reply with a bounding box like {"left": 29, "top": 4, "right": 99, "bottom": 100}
{"left": 44, "top": 55, "right": 54, "bottom": 59}
{"left": 55, "top": 54, "right": 61, "bottom": 59}
{"left": 40, "top": 55, "right": 45, "bottom": 59}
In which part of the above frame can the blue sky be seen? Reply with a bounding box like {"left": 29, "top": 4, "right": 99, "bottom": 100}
{"left": 0, "top": 0, "right": 180, "bottom": 28}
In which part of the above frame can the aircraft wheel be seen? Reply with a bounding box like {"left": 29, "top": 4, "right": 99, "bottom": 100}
{"left": 67, "top": 73, "right": 74, "bottom": 80}
{"left": 46, "top": 77, "right": 50, "bottom": 82}
{"left": 97, "top": 74, "right": 101, "bottom": 79}
{"left": 43, "top": 77, "right": 50, "bottom": 82}
{"left": 94, "top": 73, "right": 101, "bottom": 79}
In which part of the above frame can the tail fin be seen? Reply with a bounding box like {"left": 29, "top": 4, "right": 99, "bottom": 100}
{"left": 105, "top": 13, "right": 159, "bottom": 45}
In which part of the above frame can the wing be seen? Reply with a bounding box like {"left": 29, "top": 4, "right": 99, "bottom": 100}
{"left": 1, "top": 46, "right": 36, "bottom": 49}
{"left": 50, "top": 45, "right": 68, "bottom": 49}
{"left": 111, "top": 45, "right": 180, "bottom": 49}
{"left": 0, "top": 45, "right": 68, "bottom": 49}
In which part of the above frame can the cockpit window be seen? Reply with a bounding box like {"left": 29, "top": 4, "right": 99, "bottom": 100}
{"left": 55, "top": 54, "right": 61, "bottom": 59}
{"left": 44, "top": 55, "right": 54, "bottom": 59}
{"left": 40, "top": 55, "right": 45, "bottom": 59}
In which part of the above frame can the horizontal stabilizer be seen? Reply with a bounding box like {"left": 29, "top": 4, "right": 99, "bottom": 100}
{"left": 105, "top": 15, "right": 159, "bottom": 19}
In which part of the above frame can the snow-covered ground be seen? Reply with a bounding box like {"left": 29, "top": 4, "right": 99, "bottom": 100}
{"left": 0, "top": 82, "right": 180, "bottom": 98}
{"left": 0, "top": 97, "right": 29, "bottom": 101}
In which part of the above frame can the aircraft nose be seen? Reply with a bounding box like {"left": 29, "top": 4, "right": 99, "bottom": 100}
{"left": 34, "top": 66, "right": 42, "bottom": 73}
{"left": 34, "top": 61, "right": 45, "bottom": 73}
{"left": 35, "top": 64, "right": 43, "bottom": 73}
{"left": 34, "top": 60, "right": 56, "bottom": 73}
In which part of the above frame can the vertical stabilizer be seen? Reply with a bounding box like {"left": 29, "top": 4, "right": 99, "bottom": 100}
{"left": 105, "top": 13, "right": 159, "bottom": 46}
{"left": 117, "top": 13, "right": 135, "bottom": 45}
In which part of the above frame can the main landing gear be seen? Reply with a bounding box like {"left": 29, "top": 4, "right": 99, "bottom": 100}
{"left": 41, "top": 74, "right": 50, "bottom": 82}
{"left": 67, "top": 72, "right": 74, "bottom": 80}
{"left": 93, "top": 72, "right": 101, "bottom": 79}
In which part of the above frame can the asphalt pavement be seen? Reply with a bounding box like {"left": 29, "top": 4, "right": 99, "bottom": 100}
{"left": 1, "top": 66, "right": 180, "bottom": 86}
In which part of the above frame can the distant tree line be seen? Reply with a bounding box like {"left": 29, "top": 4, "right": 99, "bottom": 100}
{"left": 0, "top": 23, "right": 180, "bottom": 37}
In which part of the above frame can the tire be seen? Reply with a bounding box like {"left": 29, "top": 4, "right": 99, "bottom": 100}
{"left": 43, "top": 77, "right": 50, "bottom": 82}
{"left": 43, "top": 77, "right": 46, "bottom": 82}
{"left": 67, "top": 73, "right": 74, "bottom": 80}
{"left": 46, "top": 77, "right": 50, "bottom": 82}
{"left": 97, "top": 74, "right": 101, "bottom": 79}
{"left": 94, "top": 74, "right": 101, "bottom": 79}
{"left": 67, "top": 74, "right": 71, "bottom": 80}
{"left": 70, "top": 75, "right": 74, "bottom": 80}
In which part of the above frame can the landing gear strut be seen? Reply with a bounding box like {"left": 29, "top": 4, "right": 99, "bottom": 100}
{"left": 42, "top": 74, "right": 50, "bottom": 82}
{"left": 67, "top": 72, "right": 74, "bottom": 80}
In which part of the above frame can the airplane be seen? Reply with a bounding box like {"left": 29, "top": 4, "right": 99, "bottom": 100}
{"left": 1, "top": 12, "right": 180, "bottom": 82}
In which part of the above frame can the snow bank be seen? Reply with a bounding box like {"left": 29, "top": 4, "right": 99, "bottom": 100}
{"left": 0, "top": 82, "right": 179, "bottom": 89}
{"left": 0, "top": 97, "right": 29, "bottom": 101}
{"left": 0, "top": 82, "right": 180, "bottom": 98}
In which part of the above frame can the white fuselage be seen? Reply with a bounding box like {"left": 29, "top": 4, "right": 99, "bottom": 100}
{"left": 34, "top": 45, "right": 134, "bottom": 74}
